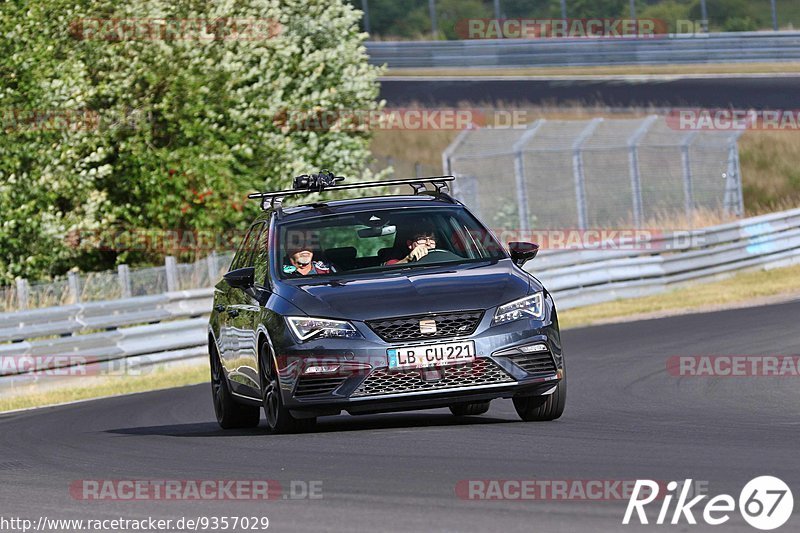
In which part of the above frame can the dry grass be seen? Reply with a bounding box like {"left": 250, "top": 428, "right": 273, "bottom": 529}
{"left": 385, "top": 62, "right": 800, "bottom": 77}
{"left": 558, "top": 263, "right": 800, "bottom": 329}
{"left": 0, "top": 361, "right": 209, "bottom": 412}
{"left": 738, "top": 130, "right": 800, "bottom": 214}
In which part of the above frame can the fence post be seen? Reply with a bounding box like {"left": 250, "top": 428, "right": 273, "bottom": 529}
{"left": 441, "top": 127, "right": 473, "bottom": 200}
{"left": 771, "top": 0, "right": 778, "bottom": 31}
{"left": 67, "top": 271, "right": 82, "bottom": 304}
{"left": 680, "top": 131, "right": 699, "bottom": 221}
{"left": 414, "top": 162, "right": 422, "bottom": 177}
{"left": 206, "top": 251, "right": 219, "bottom": 283}
{"left": 512, "top": 119, "right": 546, "bottom": 232}
{"left": 428, "top": 0, "right": 437, "bottom": 38}
{"left": 16, "top": 278, "right": 29, "bottom": 310}
{"left": 361, "top": 0, "right": 371, "bottom": 34}
{"left": 627, "top": 115, "right": 658, "bottom": 227}
{"left": 699, "top": 0, "right": 708, "bottom": 32}
{"left": 724, "top": 135, "right": 744, "bottom": 217}
{"left": 734, "top": 142, "right": 744, "bottom": 217}
{"left": 165, "top": 256, "right": 178, "bottom": 292}
{"left": 118, "top": 264, "right": 132, "bottom": 298}
{"left": 572, "top": 118, "right": 603, "bottom": 230}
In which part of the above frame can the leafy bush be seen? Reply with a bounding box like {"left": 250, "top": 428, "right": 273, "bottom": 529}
{"left": 0, "top": 0, "right": 382, "bottom": 284}
{"left": 723, "top": 16, "right": 757, "bottom": 31}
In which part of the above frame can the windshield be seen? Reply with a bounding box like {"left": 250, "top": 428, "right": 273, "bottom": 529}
{"left": 277, "top": 206, "right": 505, "bottom": 278}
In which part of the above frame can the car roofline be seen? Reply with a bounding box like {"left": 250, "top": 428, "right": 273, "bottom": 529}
{"left": 273, "top": 195, "right": 465, "bottom": 222}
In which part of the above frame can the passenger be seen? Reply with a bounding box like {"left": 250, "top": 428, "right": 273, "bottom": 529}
{"left": 284, "top": 244, "right": 332, "bottom": 276}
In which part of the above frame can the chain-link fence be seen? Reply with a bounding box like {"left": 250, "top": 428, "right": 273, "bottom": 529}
{"left": 3, "top": 251, "right": 234, "bottom": 313}
{"left": 369, "top": 155, "right": 440, "bottom": 180}
{"left": 444, "top": 116, "right": 744, "bottom": 230}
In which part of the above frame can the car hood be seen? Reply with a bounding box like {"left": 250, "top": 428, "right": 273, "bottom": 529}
{"left": 277, "top": 259, "right": 535, "bottom": 321}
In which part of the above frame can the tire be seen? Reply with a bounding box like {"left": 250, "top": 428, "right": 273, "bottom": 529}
{"left": 260, "top": 342, "right": 317, "bottom": 434}
{"left": 210, "top": 343, "right": 260, "bottom": 429}
{"left": 513, "top": 378, "right": 566, "bottom": 422}
{"left": 449, "top": 400, "right": 491, "bottom": 416}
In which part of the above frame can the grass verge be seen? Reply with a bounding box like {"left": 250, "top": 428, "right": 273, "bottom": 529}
{"left": 384, "top": 62, "right": 800, "bottom": 77}
{"left": 0, "top": 362, "right": 209, "bottom": 413}
{"left": 558, "top": 263, "right": 800, "bottom": 329}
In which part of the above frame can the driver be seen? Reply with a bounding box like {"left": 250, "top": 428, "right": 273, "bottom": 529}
{"left": 384, "top": 229, "right": 437, "bottom": 265}
{"left": 284, "top": 242, "right": 332, "bottom": 276}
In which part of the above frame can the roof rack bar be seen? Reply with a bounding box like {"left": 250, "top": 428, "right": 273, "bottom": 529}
{"left": 247, "top": 175, "right": 454, "bottom": 201}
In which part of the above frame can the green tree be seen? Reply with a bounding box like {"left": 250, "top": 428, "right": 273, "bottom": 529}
{"left": 0, "top": 0, "right": 382, "bottom": 283}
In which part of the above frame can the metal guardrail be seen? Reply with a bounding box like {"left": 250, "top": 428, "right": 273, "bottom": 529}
{"left": 0, "top": 289, "right": 211, "bottom": 392}
{"left": 366, "top": 31, "right": 800, "bottom": 68}
{"left": 532, "top": 207, "right": 800, "bottom": 309}
{"left": 2, "top": 207, "right": 800, "bottom": 392}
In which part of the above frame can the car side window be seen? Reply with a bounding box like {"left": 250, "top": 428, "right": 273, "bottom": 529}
{"left": 230, "top": 222, "right": 265, "bottom": 271}
{"left": 253, "top": 222, "right": 271, "bottom": 288}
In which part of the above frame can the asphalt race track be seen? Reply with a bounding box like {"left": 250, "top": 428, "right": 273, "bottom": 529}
{"left": 2, "top": 300, "right": 799, "bottom": 532}
{"left": 380, "top": 75, "right": 800, "bottom": 109}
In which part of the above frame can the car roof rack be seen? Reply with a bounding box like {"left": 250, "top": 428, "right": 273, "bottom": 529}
{"left": 247, "top": 172, "right": 456, "bottom": 212}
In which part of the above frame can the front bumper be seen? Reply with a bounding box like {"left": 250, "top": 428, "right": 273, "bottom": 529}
{"left": 274, "top": 312, "right": 564, "bottom": 418}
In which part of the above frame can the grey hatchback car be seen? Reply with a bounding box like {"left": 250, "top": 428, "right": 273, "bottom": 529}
{"left": 208, "top": 174, "right": 565, "bottom": 433}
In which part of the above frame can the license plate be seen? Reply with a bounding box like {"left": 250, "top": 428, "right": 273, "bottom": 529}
{"left": 387, "top": 341, "right": 476, "bottom": 370}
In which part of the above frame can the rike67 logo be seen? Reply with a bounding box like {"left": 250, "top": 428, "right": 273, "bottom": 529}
{"left": 624, "top": 476, "right": 793, "bottom": 530}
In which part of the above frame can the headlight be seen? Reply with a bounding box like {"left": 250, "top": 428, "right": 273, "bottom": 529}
{"left": 493, "top": 293, "right": 544, "bottom": 325}
{"left": 286, "top": 317, "right": 363, "bottom": 341}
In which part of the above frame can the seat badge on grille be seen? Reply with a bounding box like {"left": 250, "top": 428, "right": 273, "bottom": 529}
{"left": 419, "top": 319, "right": 437, "bottom": 334}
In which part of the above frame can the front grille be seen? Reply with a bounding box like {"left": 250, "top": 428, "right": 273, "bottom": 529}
{"left": 351, "top": 358, "right": 514, "bottom": 397}
{"left": 506, "top": 353, "right": 557, "bottom": 374}
{"left": 294, "top": 375, "right": 347, "bottom": 398}
{"left": 366, "top": 311, "right": 483, "bottom": 342}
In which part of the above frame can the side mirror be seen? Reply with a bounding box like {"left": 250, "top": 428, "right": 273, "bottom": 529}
{"left": 508, "top": 242, "right": 539, "bottom": 267}
{"left": 224, "top": 267, "right": 255, "bottom": 289}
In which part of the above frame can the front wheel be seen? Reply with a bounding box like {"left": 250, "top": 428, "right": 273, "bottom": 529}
{"left": 261, "top": 343, "right": 316, "bottom": 434}
{"left": 513, "top": 378, "right": 566, "bottom": 421}
{"left": 210, "top": 343, "right": 260, "bottom": 429}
